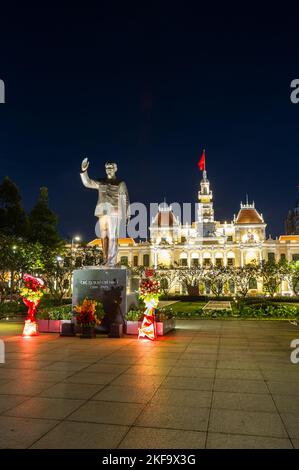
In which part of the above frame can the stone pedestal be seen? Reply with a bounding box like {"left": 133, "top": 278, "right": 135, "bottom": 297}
{"left": 72, "top": 267, "right": 127, "bottom": 334}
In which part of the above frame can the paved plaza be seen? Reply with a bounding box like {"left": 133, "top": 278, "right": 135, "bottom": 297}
{"left": 0, "top": 320, "right": 299, "bottom": 449}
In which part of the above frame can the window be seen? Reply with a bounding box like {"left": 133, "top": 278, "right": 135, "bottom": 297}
{"left": 191, "top": 258, "right": 199, "bottom": 267}
{"left": 268, "top": 252, "right": 275, "bottom": 262}
{"left": 292, "top": 254, "right": 299, "bottom": 262}
{"left": 249, "top": 277, "right": 258, "bottom": 289}
{"left": 131, "top": 277, "right": 139, "bottom": 292}
{"left": 180, "top": 258, "right": 188, "bottom": 267}
{"left": 160, "top": 278, "right": 169, "bottom": 291}
{"left": 205, "top": 281, "right": 211, "bottom": 294}
{"left": 143, "top": 254, "right": 150, "bottom": 267}
{"left": 181, "top": 236, "right": 186, "bottom": 243}
{"left": 120, "top": 256, "right": 128, "bottom": 266}
{"left": 133, "top": 255, "right": 138, "bottom": 267}
{"left": 215, "top": 258, "right": 223, "bottom": 267}
{"left": 203, "top": 258, "right": 211, "bottom": 267}
{"left": 229, "top": 280, "right": 235, "bottom": 293}
{"left": 227, "top": 236, "right": 233, "bottom": 242}
{"left": 280, "top": 253, "right": 286, "bottom": 262}
{"left": 227, "top": 257, "right": 234, "bottom": 266}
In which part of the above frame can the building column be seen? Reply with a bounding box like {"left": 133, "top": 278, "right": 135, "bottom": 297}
{"left": 241, "top": 250, "right": 244, "bottom": 268}
{"left": 154, "top": 250, "right": 158, "bottom": 269}
{"left": 171, "top": 250, "right": 175, "bottom": 268}
{"left": 259, "top": 249, "right": 263, "bottom": 264}
{"left": 224, "top": 251, "right": 227, "bottom": 267}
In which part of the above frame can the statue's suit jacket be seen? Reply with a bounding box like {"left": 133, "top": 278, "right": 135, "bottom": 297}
{"left": 80, "top": 170, "right": 130, "bottom": 219}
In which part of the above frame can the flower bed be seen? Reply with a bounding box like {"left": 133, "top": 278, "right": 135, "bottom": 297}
{"left": 37, "top": 304, "right": 72, "bottom": 333}
{"left": 125, "top": 318, "right": 175, "bottom": 336}
{"left": 125, "top": 306, "right": 175, "bottom": 336}
{"left": 37, "top": 319, "right": 62, "bottom": 333}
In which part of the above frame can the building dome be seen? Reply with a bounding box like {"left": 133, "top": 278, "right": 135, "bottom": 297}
{"left": 235, "top": 202, "right": 264, "bottom": 225}
{"left": 151, "top": 202, "right": 179, "bottom": 228}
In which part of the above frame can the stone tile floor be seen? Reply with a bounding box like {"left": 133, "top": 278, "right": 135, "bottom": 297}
{"left": 0, "top": 319, "right": 299, "bottom": 449}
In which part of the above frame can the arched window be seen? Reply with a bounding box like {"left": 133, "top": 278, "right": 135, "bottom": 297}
{"left": 227, "top": 251, "right": 235, "bottom": 266}
{"left": 120, "top": 256, "right": 128, "bottom": 266}
{"left": 205, "top": 280, "right": 211, "bottom": 294}
{"left": 143, "top": 254, "right": 150, "bottom": 267}
{"left": 229, "top": 280, "right": 235, "bottom": 293}
{"left": 160, "top": 278, "right": 169, "bottom": 292}
{"left": 180, "top": 253, "right": 188, "bottom": 267}
{"left": 191, "top": 253, "right": 199, "bottom": 267}
{"left": 203, "top": 252, "right": 211, "bottom": 267}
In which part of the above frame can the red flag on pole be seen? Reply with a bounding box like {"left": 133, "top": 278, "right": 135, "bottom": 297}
{"left": 198, "top": 150, "right": 205, "bottom": 171}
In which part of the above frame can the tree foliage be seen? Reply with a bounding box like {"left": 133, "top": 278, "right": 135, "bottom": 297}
{"left": 29, "top": 187, "right": 62, "bottom": 248}
{"left": 0, "top": 177, "right": 29, "bottom": 238}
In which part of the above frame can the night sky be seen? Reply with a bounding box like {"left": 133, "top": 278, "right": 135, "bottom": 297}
{"left": 0, "top": 6, "right": 299, "bottom": 241}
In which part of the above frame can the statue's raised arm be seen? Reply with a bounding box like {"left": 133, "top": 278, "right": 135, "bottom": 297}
{"left": 81, "top": 157, "right": 89, "bottom": 172}
{"left": 80, "top": 157, "right": 99, "bottom": 189}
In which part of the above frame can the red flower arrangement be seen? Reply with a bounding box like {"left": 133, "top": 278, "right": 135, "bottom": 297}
{"left": 138, "top": 269, "right": 161, "bottom": 340}
{"left": 74, "top": 299, "right": 97, "bottom": 327}
{"left": 139, "top": 269, "right": 160, "bottom": 301}
{"left": 20, "top": 273, "right": 45, "bottom": 336}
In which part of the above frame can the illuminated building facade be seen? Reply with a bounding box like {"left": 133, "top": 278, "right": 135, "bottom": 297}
{"left": 89, "top": 169, "right": 299, "bottom": 295}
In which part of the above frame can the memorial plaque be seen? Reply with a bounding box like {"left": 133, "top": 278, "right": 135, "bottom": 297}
{"left": 72, "top": 267, "right": 127, "bottom": 333}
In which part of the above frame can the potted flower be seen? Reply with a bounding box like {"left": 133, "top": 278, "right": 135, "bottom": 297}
{"left": 74, "top": 298, "right": 97, "bottom": 338}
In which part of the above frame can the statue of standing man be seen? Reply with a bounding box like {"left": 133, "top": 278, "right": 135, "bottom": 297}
{"left": 80, "top": 158, "right": 130, "bottom": 267}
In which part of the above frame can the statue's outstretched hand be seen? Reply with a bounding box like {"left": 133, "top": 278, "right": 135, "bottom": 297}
{"left": 81, "top": 157, "right": 89, "bottom": 172}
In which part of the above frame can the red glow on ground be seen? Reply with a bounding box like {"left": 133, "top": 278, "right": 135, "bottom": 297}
{"left": 22, "top": 320, "right": 38, "bottom": 337}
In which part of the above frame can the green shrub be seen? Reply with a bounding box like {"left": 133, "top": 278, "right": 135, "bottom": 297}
{"left": 168, "top": 300, "right": 299, "bottom": 320}
{"left": 37, "top": 304, "right": 72, "bottom": 320}
{"left": 239, "top": 304, "right": 299, "bottom": 319}
{"left": 95, "top": 302, "right": 105, "bottom": 320}
{"left": 160, "top": 294, "right": 233, "bottom": 302}
{"left": 39, "top": 296, "right": 72, "bottom": 308}
{"left": 202, "top": 309, "right": 234, "bottom": 318}
{"left": 0, "top": 301, "right": 27, "bottom": 318}
{"left": 125, "top": 309, "right": 143, "bottom": 321}
{"left": 156, "top": 307, "right": 175, "bottom": 321}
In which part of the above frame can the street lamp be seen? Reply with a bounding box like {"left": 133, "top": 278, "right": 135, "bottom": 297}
{"left": 71, "top": 235, "right": 81, "bottom": 252}
{"left": 71, "top": 235, "right": 81, "bottom": 268}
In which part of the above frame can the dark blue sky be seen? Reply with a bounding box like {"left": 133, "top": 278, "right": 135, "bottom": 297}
{"left": 0, "top": 6, "right": 299, "bottom": 241}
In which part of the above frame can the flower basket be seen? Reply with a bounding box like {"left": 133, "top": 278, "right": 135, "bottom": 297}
{"left": 74, "top": 298, "right": 98, "bottom": 339}
{"left": 80, "top": 325, "right": 96, "bottom": 339}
